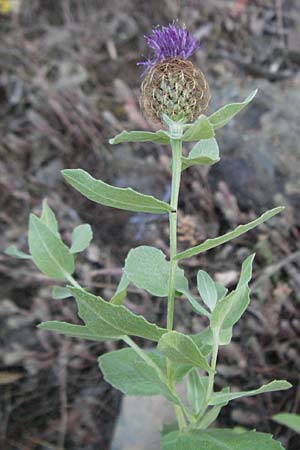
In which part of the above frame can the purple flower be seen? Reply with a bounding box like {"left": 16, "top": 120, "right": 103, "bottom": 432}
{"left": 138, "top": 24, "right": 197, "bottom": 73}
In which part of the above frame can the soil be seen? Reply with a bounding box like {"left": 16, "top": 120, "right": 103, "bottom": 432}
{"left": 0, "top": 1, "right": 300, "bottom": 449}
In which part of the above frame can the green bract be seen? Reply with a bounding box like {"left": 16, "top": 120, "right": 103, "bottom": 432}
{"left": 6, "top": 88, "right": 291, "bottom": 450}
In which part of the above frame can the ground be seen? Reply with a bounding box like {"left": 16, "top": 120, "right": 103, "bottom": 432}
{"left": 0, "top": 1, "right": 300, "bottom": 449}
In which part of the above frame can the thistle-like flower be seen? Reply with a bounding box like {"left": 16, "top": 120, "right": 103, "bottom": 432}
{"left": 139, "top": 24, "right": 210, "bottom": 124}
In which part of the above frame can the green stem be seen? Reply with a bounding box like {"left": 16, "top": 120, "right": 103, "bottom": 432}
{"left": 65, "top": 273, "right": 83, "bottom": 290}
{"left": 205, "top": 329, "right": 219, "bottom": 404}
{"left": 167, "top": 137, "right": 182, "bottom": 331}
{"left": 166, "top": 135, "right": 184, "bottom": 429}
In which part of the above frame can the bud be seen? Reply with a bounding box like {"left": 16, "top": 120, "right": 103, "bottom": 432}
{"left": 138, "top": 25, "right": 210, "bottom": 124}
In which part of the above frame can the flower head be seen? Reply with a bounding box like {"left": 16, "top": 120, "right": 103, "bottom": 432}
{"left": 139, "top": 25, "right": 210, "bottom": 124}
{"left": 138, "top": 24, "right": 197, "bottom": 73}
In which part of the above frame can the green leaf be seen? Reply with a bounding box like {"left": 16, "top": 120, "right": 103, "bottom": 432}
{"left": 181, "top": 138, "right": 220, "bottom": 171}
{"left": 210, "top": 254, "right": 255, "bottom": 331}
{"left": 273, "top": 413, "right": 300, "bottom": 434}
{"left": 187, "top": 370, "right": 208, "bottom": 413}
{"left": 99, "top": 348, "right": 187, "bottom": 401}
{"left": 192, "top": 327, "right": 233, "bottom": 353}
{"left": 109, "top": 130, "right": 170, "bottom": 145}
{"left": 40, "top": 199, "right": 60, "bottom": 237}
{"left": 161, "top": 429, "right": 286, "bottom": 450}
{"left": 52, "top": 286, "right": 72, "bottom": 299}
{"left": 110, "top": 272, "right": 130, "bottom": 305}
{"left": 28, "top": 214, "right": 75, "bottom": 280}
{"left": 4, "top": 245, "right": 32, "bottom": 259}
{"left": 197, "top": 270, "right": 218, "bottom": 312}
{"left": 208, "top": 90, "right": 257, "bottom": 129}
{"left": 210, "top": 380, "right": 292, "bottom": 406}
{"left": 124, "top": 246, "right": 186, "bottom": 297}
{"left": 215, "top": 282, "right": 228, "bottom": 300}
{"left": 175, "top": 207, "right": 284, "bottom": 260}
{"left": 182, "top": 115, "right": 215, "bottom": 142}
{"left": 69, "top": 287, "right": 166, "bottom": 341}
{"left": 197, "top": 387, "right": 230, "bottom": 429}
{"left": 175, "top": 276, "right": 211, "bottom": 318}
{"left": 38, "top": 321, "right": 116, "bottom": 341}
{"left": 70, "top": 224, "right": 93, "bottom": 254}
{"left": 157, "top": 331, "right": 212, "bottom": 373}
{"left": 62, "top": 169, "right": 172, "bottom": 214}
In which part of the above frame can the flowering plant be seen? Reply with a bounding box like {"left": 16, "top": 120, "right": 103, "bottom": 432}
{"left": 6, "top": 25, "right": 291, "bottom": 449}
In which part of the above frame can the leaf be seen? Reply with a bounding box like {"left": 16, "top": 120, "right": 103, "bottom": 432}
{"left": 208, "top": 90, "right": 257, "bottom": 129}
{"left": 70, "top": 224, "right": 93, "bottom": 253}
{"left": 175, "top": 207, "right": 284, "bottom": 260}
{"left": 40, "top": 199, "right": 60, "bottom": 237}
{"left": 161, "top": 429, "right": 286, "bottom": 450}
{"left": 272, "top": 413, "right": 300, "bottom": 434}
{"left": 124, "top": 246, "right": 186, "bottom": 297}
{"left": 210, "top": 254, "right": 255, "bottom": 331}
{"left": 38, "top": 321, "right": 116, "bottom": 341}
{"left": 109, "top": 129, "right": 170, "bottom": 145}
{"left": 215, "top": 283, "right": 228, "bottom": 300}
{"left": 192, "top": 327, "right": 233, "bottom": 353}
{"left": 110, "top": 272, "right": 130, "bottom": 305}
{"left": 187, "top": 370, "right": 208, "bottom": 413}
{"left": 182, "top": 115, "right": 215, "bottom": 142}
{"left": 181, "top": 138, "right": 220, "bottom": 171}
{"left": 99, "top": 348, "right": 188, "bottom": 401}
{"left": 175, "top": 276, "right": 211, "bottom": 318}
{"left": 69, "top": 287, "right": 167, "bottom": 341}
{"left": 52, "top": 286, "right": 72, "bottom": 299}
{"left": 197, "top": 387, "right": 230, "bottom": 429}
{"left": 210, "top": 380, "right": 292, "bottom": 406}
{"left": 62, "top": 169, "right": 172, "bottom": 214}
{"left": 4, "top": 245, "right": 32, "bottom": 259}
{"left": 197, "top": 270, "right": 218, "bottom": 312}
{"left": 28, "top": 214, "right": 75, "bottom": 279}
{"left": 157, "top": 331, "right": 212, "bottom": 373}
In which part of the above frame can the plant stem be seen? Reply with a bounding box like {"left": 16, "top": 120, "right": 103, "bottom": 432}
{"left": 205, "top": 329, "right": 219, "bottom": 404}
{"left": 166, "top": 135, "right": 184, "bottom": 429}
{"left": 167, "top": 137, "right": 183, "bottom": 331}
{"left": 65, "top": 274, "right": 83, "bottom": 290}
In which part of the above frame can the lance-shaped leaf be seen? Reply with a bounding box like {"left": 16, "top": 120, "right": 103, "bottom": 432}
{"left": 210, "top": 380, "right": 292, "bottom": 406}
{"left": 192, "top": 327, "right": 233, "bottom": 353}
{"left": 4, "top": 245, "right": 32, "bottom": 259}
{"left": 109, "top": 129, "right": 170, "bottom": 145}
{"left": 38, "top": 321, "right": 116, "bottom": 341}
{"left": 175, "top": 207, "right": 284, "bottom": 260}
{"left": 197, "top": 388, "right": 230, "bottom": 429}
{"left": 52, "top": 286, "right": 72, "bottom": 299}
{"left": 70, "top": 224, "right": 93, "bottom": 254}
{"left": 209, "top": 89, "right": 257, "bottom": 129}
{"left": 197, "top": 270, "right": 218, "bottom": 312}
{"left": 62, "top": 169, "right": 172, "bottom": 214}
{"left": 124, "top": 246, "right": 186, "bottom": 297}
{"left": 157, "top": 331, "right": 212, "bottom": 373}
{"left": 273, "top": 413, "right": 300, "bottom": 434}
{"left": 40, "top": 199, "right": 60, "bottom": 237}
{"left": 110, "top": 272, "right": 130, "bottom": 305}
{"left": 175, "top": 275, "right": 211, "bottom": 318}
{"left": 99, "top": 348, "right": 189, "bottom": 400}
{"left": 69, "top": 287, "right": 166, "bottom": 341}
{"left": 28, "top": 214, "right": 75, "bottom": 279}
{"left": 187, "top": 370, "right": 208, "bottom": 414}
{"left": 210, "top": 254, "right": 255, "bottom": 331}
{"left": 181, "top": 138, "right": 220, "bottom": 171}
{"left": 182, "top": 115, "right": 215, "bottom": 142}
{"left": 161, "top": 429, "right": 285, "bottom": 450}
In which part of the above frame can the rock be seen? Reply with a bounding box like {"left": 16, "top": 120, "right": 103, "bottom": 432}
{"left": 208, "top": 79, "right": 300, "bottom": 214}
{"left": 110, "top": 395, "right": 174, "bottom": 450}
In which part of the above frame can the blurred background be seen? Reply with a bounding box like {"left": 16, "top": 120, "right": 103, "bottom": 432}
{"left": 0, "top": 0, "right": 300, "bottom": 449}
